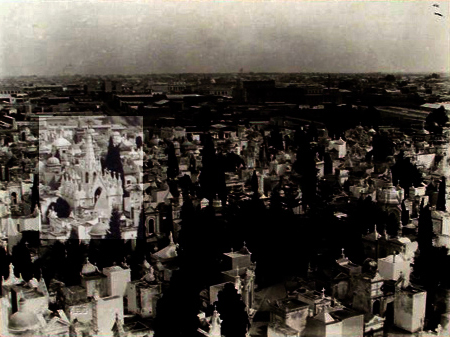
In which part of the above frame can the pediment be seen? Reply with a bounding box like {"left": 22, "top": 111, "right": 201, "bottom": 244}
{"left": 43, "top": 317, "right": 71, "bottom": 333}
{"left": 333, "top": 272, "right": 349, "bottom": 281}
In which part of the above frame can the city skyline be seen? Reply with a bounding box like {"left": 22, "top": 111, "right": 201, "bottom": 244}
{"left": 0, "top": 0, "right": 449, "bottom": 77}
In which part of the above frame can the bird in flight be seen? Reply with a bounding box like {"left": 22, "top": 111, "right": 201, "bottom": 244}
{"left": 435, "top": 12, "right": 444, "bottom": 17}
{"left": 433, "top": 3, "right": 440, "bottom": 7}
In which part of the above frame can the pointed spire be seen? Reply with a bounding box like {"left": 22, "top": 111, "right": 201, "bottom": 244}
{"left": 315, "top": 303, "right": 335, "bottom": 323}
{"left": 321, "top": 288, "right": 326, "bottom": 299}
{"left": 84, "top": 128, "right": 99, "bottom": 173}
{"left": 210, "top": 305, "right": 222, "bottom": 337}
{"left": 113, "top": 311, "right": 125, "bottom": 336}
{"left": 3, "top": 263, "right": 20, "bottom": 286}
{"left": 341, "top": 248, "right": 345, "bottom": 259}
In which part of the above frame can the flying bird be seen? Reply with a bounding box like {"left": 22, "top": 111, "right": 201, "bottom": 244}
{"left": 433, "top": 3, "right": 440, "bottom": 7}
{"left": 435, "top": 12, "right": 444, "bottom": 17}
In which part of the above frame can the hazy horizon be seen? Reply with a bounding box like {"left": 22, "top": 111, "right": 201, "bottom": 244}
{"left": 1, "top": 0, "right": 449, "bottom": 77}
{"left": 2, "top": 70, "right": 450, "bottom": 80}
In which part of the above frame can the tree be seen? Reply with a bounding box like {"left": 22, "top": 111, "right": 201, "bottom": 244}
{"left": 106, "top": 208, "right": 122, "bottom": 240}
{"left": 46, "top": 197, "right": 71, "bottom": 219}
{"left": 166, "top": 142, "right": 179, "bottom": 179}
{"left": 323, "top": 152, "right": 333, "bottom": 175}
{"left": 293, "top": 146, "right": 318, "bottom": 210}
{"left": 251, "top": 170, "right": 258, "bottom": 195}
{"left": 426, "top": 106, "right": 448, "bottom": 132}
{"left": 259, "top": 144, "right": 268, "bottom": 168}
{"left": 153, "top": 269, "right": 202, "bottom": 337}
{"left": 137, "top": 208, "right": 146, "bottom": 240}
{"left": 30, "top": 174, "right": 40, "bottom": 211}
{"left": 42, "top": 241, "right": 67, "bottom": 285}
{"left": 64, "top": 238, "right": 86, "bottom": 286}
{"left": 4, "top": 165, "right": 10, "bottom": 181}
{"left": 385, "top": 74, "right": 396, "bottom": 82}
{"left": 199, "top": 134, "right": 218, "bottom": 203}
{"left": 371, "top": 132, "right": 394, "bottom": 162}
{"left": 135, "top": 136, "right": 143, "bottom": 149}
{"left": 418, "top": 205, "right": 433, "bottom": 254}
{"left": 214, "top": 283, "right": 250, "bottom": 337}
{"left": 431, "top": 73, "right": 440, "bottom": 79}
{"left": 105, "top": 135, "right": 128, "bottom": 198}
{"left": 11, "top": 241, "right": 33, "bottom": 281}
{"left": 105, "top": 136, "right": 124, "bottom": 179}
{"left": 270, "top": 126, "right": 284, "bottom": 150}
{"left": 178, "top": 174, "right": 194, "bottom": 198}
{"left": 0, "top": 247, "right": 10, "bottom": 283}
{"left": 401, "top": 200, "right": 410, "bottom": 227}
{"left": 188, "top": 153, "right": 197, "bottom": 173}
{"left": 391, "top": 153, "right": 423, "bottom": 197}
{"left": 217, "top": 153, "right": 228, "bottom": 206}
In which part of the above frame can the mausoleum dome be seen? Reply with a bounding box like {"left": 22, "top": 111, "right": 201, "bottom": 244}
{"left": 81, "top": 258, "right": 97, "bottom": 275}
{"left": 89, "top": 222, "right": 109, "bottom": 237}
{"left": 46, "top": 156, "right": 60, "bottom": 166}
{"left": 8, "top": 302, "right": 40, "bottom": 334}
{"left": 53, "top": 137, "right": 71, "bottom": 147}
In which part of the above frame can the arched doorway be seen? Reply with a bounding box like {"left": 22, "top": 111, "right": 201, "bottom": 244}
{"left": 11, "top": 192, "right": 17, "bottom": 205}
{"left": 373, "top": 299, "right": 381, "bottom": 316}
{"left": 146, "top": 218, "right": 155, "bottom": 236}
{"left": 94, "top": 187, "right": 102, "bottom": 204}
{"left": 384, "top": 302, "right": 394, "bottom": 325}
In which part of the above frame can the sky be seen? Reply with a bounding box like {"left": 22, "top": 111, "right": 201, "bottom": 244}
{"left": 0, "top": 0, "right": 449, "bottom": 76}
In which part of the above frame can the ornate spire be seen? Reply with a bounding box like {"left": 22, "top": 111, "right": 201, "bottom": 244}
{"left": 113, "top": 311, "right": 125, "bottom": 337}
{"left": 83, "top": 128, "right": 99, "bottom": 173}
{"left": 210, "top": 305, "right": 222, "bottom": 337}
{"left": 3, "top": 263, "right": 21, "bottom": 286}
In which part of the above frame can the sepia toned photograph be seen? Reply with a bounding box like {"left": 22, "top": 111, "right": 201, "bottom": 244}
{"left": 38, "top": 115, "right": 143, "bottom": 241}
{"left": 0, "top": 1, "right": 449, "bottom": 336}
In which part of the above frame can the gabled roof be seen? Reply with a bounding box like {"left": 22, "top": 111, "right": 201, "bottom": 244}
{"left": 333, "top": 272, "right": 349, "bottom": 281}
{"left": 315, "top": 310, "right": 335, "bottom": 323}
